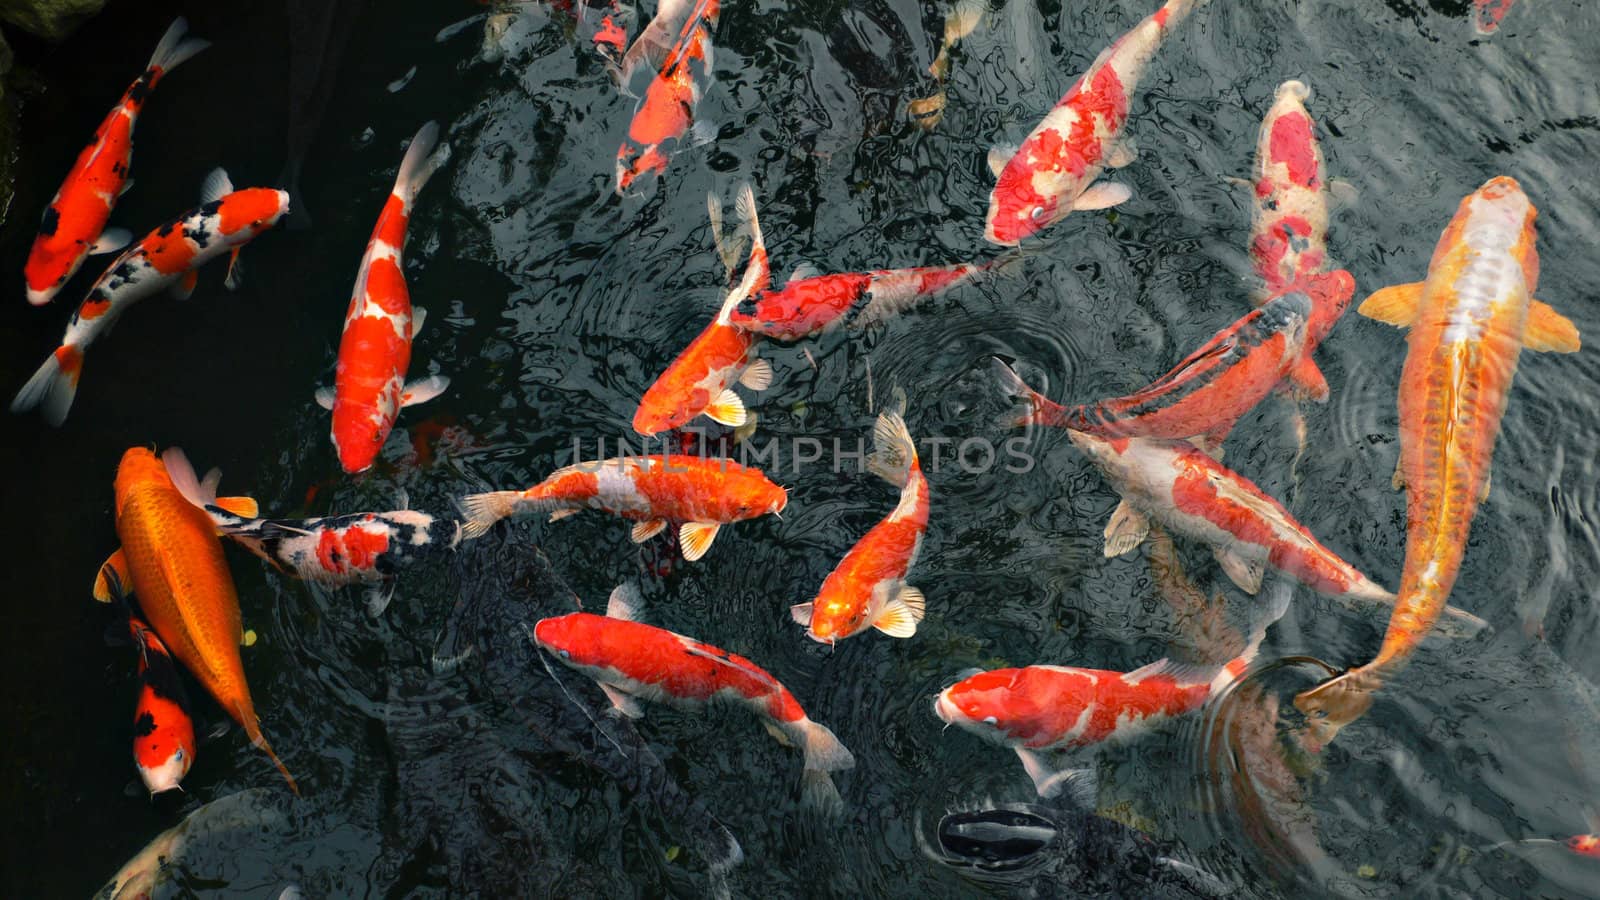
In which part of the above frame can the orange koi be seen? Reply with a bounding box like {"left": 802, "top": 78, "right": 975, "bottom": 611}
{"left": 615, "top": 0, "right": 719, "bottom": 192}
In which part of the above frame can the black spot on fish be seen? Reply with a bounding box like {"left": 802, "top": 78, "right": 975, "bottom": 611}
{"left": 156, "top": 221, "right": 179, "bottom": 238}
{"left": 38, "top": 205, "right": 60, "bottom": 236}
{"left": 133, "top": 711, "right": 158, "bottom": 738}
{"left": 199, "top": 200, "right": 224, "bottom": 217}
{"left": 127, "top": 73, "right": 153, "bottom": 104}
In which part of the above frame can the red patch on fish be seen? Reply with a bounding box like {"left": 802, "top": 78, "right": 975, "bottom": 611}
{"left": 1269, "top": 113, "right": 1320, "bottom": 189}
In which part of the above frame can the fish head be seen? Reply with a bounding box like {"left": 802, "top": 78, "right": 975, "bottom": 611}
{"left": 217, "top": 188, "right": 291, "bottom": 244}
{"left": 935, "top": 668, "right": 1035, "bottom": 745}
{"left": 115, "top": 447, "right": 173, "bottom": 512}
{"left": 331, "top": 419, "right": 384, "bottom": 475}
{"left": 806, "top": 594, "right": 867, "bottom": 643}
{"left": 616, "top": 142, "right": 670, "bottom": 195}
{"left": 23, "top": 235, "right": 76, "bottom": 305}
{"left": 1567, "top": 834, "right": 1600, "bottom": 858}
{"left": 531, "top": 613, "right": 597, "bottom": 667}
{"left": 136, "top": 741, "right": 191, "bottom": 797}
{"left": 985, "top": 162, "right": 1062, "bottom": 247}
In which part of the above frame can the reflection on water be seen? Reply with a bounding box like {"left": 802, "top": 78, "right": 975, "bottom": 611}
{"left": 3, "top": 0, "right": 1600, "bottom": 896}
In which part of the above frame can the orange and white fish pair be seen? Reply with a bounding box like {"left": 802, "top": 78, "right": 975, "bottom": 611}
{"left": 634, "top": 184, "right": 772, "bottom": 436}
{"left": 1295, "top": 177, "right": 1580, "bottom": 743}
{"left": 12, "top": 171, "right": 289, "bottom": 426}
{"left": 23, "top": 18, "right": 209, "bottom": 306}
{"left": 791, "top": 411, "right": 929, "bottom": 643}
{"left": 316, "top": 122, "right": 452, "bottom": 474}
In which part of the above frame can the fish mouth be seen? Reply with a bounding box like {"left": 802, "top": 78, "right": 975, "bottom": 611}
{"left": 25, "top": 285, "right": 54, "bottom": 306}
{"left": 933, "top": 690, "right": 959, "bottom": 725}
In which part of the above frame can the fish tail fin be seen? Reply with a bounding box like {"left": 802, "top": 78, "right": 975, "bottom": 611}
{"left": 800, "top": 770, "right": 844, "bottom": 817}
{"left": 866, "top": 410, "right": 918, "bottom": 488}
{"left": 147, "top": 17, "right": 211, "bottom": 78}
{"left": 241, "top": 712, "right": 300, "bottom": 796}
{"left": 1277, "top": 79, "right": 1312, "bottom": 104}
{"left": 1292, "top": 666, "right": 1381, "bottom": 750}
{"left": 794, "top": 717, "right": 855, "bottom": 774}
{"left": 726, "top": 183, "right": 770, "bottom": 301}
{"left": 395, "top": 121, "right": 452, "bottom": 207}
{"left": 457, "top": 490, "right": 527, "bottom": 539}
{"left": 11, "top": 344, "right": 84, "bottom": 427}
{"left": 989, "top": 357, "right": 1064, "bottom": 429}
{"left": 1213, "top": 580, "right": 1293, "bottom": 694}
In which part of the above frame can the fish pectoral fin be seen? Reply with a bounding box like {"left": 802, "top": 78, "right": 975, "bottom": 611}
{"left": 1072, "top": 181, "right": 1132, "bottom": 212}
{"left": 1015, "top": 748, "right": 1095, "bottom": 802}
{"left": 90, "top": 227, "right": 132, "bottom": 255}
{"left": 605, "top": 583, "right": 643, "bottom": 621}
{"left": 739, "top": 358, "right": 773, "bottom": 391}
{"left": 789, "top": 602, "right": 814, "bottom": 626}
{"left": 600, "top": 683, "right": 644, "bottom": 719}
{"left": 201, "top": 168, "right": 235, "bottom": 205}
{"left": 896, "top": 584, "right": 927, "bottom": 622}
{"left": 631, "top": 519, "right": 668, "bottom": 543}
{"left": 171, "top": 270, "right": 199, "bottom": 301}
{"left": 213, "top": 496, "right": 259, "bottom": 518}
{"left": 872, "top": 597, "right": 920, "bottom": 638}
{"left": 678, "top": 521, "right": 721, "bottom": 561}
{"left": 1103, "top": 500, "right": 1150, "bottom": 558}
{"left": 1357, "top": 281, "right": 1424, "bottom": 327}
{"left": 365, "top": 582, "right": 397, "bottom": 617}
{"left": 400, "top": 375, "right": 450, "bottom": 408}
{"left": 224, "top": 248, "right": 245, "bottom": 291}
{"left": 410, "top": 307, "right": 428, "bottom": 338}
{"left": 549, "top": 508, "right": 580, "bottom": 522}
{"left": 242, "top": 628, "right": 258, "bottom": 647}
{"left": 1105, "top": 138, "right": 1137, "bottom": 169}
{"left": 986, "top": 142, "right": 1020, "bottom": 178}
{"left": 92, "top": 548, "right": 131, "bottom": 603}
{"left": 704, "top": 389, "right": 748, "bottom": 427}
{"left": 1391, "top": 456, "right": 1405, "bottom": 491}
{"left": 1213, "top": 546, "right": 1265, "bottom": 594}
{"left": 1328, "top": 179, "right": 1360, "bottom": 209}
{"left": 1524, "top": 300, "right": 1581, "bottom": 353}
{"left": 314, "top": 387, "right": 335, "bottom": 410}
{"left": 1287, "top": 357, "right": 1331, "bottom": 403}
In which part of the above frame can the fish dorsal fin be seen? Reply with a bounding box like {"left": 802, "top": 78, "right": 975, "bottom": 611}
{"left": 1358, "top": 282, "right": 1424, "bottom": 328}
{"left": 987, "top": 143, "right": 1019, "bottom": 178}
{"left": 606, "top": 584, "right": 643, "bottom": 621}
{"left": 1525, "top": 300, "right": 1581, "bottom": 353}
{"left": 1103, "top": 499, "right": 1150, "bottom": 558}
{"left": 789, "top": 263, "right": 821, "bottom": 282}
{"left": 1123, "top": 657, "right": 1217, "bottom": 687}
{"left": 680, "top": 642, "right": 781, "bottom": 693}
{"left": 201, "top": 167, "right": 234, "bottom": 205}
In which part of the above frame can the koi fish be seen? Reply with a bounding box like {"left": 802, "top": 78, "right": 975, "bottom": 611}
{"left": 95, "top": 447, "right": 296, "bottom": 792}
{"left": 1294, "top": 176, "right": 1579, "bottom": 741}
{"left": 104, "top": 568, "right": 198, "bottom": 797}
{"left": 791, "top": 411, "right": 929, "bottom": 643}
{"left": 11, "top": 170, "right": 289, "bottom": 426}
{"left": 907, "top": 0, "right": 986, "bottom": 130}
{"left": 459, "top": 453, "right": 787, "bottom": 561}
{"left": 315, "top": 121, "right": 452, "bottom": 474}
{"left": 1245, "top": 81, "right": 1350, "bottom": 300}
{"left": 1473, "top": 0, "right": 1518, "bottom": 35}
{"left": 173, "top": 472, "right": 458, "bottom": 616}
{"left": 535, "top": 584, "right": 855, "bottom": 808}
{"left": 615, "top": 0, "right": 719, "bottom": 193}
{"left": 634, "top": 184, "right": 771, "bottom": 435}
{"left": 933, "top": 585, "right": 1289, "bottom": 796}
{"left": 729, "top": 260, "right": 992, "bottom": 342}
{"left": 984, "top": 0, "right": 1208, "bottom": 245}
{"left": 997, "top": 270, "right": 1354, "bottom": 448}
{"left": 23, "top": 18, "right": 209, "bottom": 306}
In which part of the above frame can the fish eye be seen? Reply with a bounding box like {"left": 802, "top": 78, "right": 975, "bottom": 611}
{"left": 983, "top": 716, "right": 998, "bottom": 725}
{"left": 1030, "top": 207, "right": 1046, "bottom": 221}
{"left": 559, "top": 649, "right": 570, "bottom": 659}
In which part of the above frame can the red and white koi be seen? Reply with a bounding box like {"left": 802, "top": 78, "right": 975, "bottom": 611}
{"left": 728, "top": 260, "right": 992, "bottom": 342}
{"left": 996, "top": 270, "right": 1354, "bottom": 448}
{"left": 984, "top": 0, "right": 1207, "bottom": 245}
{"left": 535, "top": 584, "right": 855, "bottom": 807}
{"left": 316, "top": 122, "right": 452, "bottom": 474}
{"left": 634, "top": 185, "right": 771, "bottom": 435}
{"left": 460, "top": 453, "right": 787, "bottom": 561}
{"left": 1244, "top": 81, "right": 1352, "bottom": 300}
{"left": 1295, "top": 177, "right": 1579, "bottom": 740}
{"left": 934, "top": 586, "right": 1288, "bottom": 796}
{"left": 23, "top": 18, "right": 209, "bottom": 306}
{"left": 127, "top": 613, "right": 197, "bottom": 796}
{"left": 615, "top": 0, "right": 719, "bottom": 193}
{"left": 791, "top": 411, "right": 929, "bottom": 643}
{"left": 1473, "top": 0, "right": 1518, "bottom": 35}
{"left": 11, "top": 170, "right": 288, "bottom": 426}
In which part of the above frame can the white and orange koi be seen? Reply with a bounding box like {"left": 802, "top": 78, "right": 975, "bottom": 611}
{"left": 791, "top": 411, "right": 929, "bottom": 643}
{"left": 24, "top": 18, "right": 209, "bottom": 306}
{"left": 316, "top": 121, "right": 452, "bottom": 474}
{"left": 984, "top": 0, "right": 1208, "bottom": 245}
{"left": 1295, "top": 177, "right": 1579, "bottom": 741}
{"left": 460, "top": 454, "right": 787, "bottom": 560}
{"left": 535, "top": 584, "right": 855, "bottom": 808}
{"left": 634, "top": 184, "right": 771, "bottom": 435}
{"left": 615, "top": 0, "right": 719, "bottom": 192}
{"left": 11, "top": 170, "right": 288, "bottom": 426}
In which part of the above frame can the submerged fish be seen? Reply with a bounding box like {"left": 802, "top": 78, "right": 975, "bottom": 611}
{"left": 316, "top": 121, "right": 452, "bottom": 474}
{"left": 984, "top": 0, "right": 1209, "bottom": 245}
{"left": 94, "top": 789, "right": 289, "bottom": 900}
{"left": 907, "top": 0, "right": 986, "bottom": 129}
{"left": 12, "top": 170, "right": 288, "bottom": 426}
{"left": 24, "top": 18, "right": 209, "bottom": 306}
{"left": 729, "top": 260, "right": 993, "bottom": 342}
{"left": 634, "top": 184, "right": 771, "bottom": 435}
{"left": 97, "top": 448, "right": 296, "bottom": 792}
{"left": 791, "top": 411, "right": 929, "bottom": 643}
{"left": 459, "top": 454, "right": 786, "bottom": 561}
{"left": 1294, "top": 176, "right": 1580, "bottom": 742}
{"left": 615, "top": 0, "right": 720, "bottom": 192}
{"left": 997, "top": 271, "right": 1353, "bottom": 448}
{"left": 1245, "top": 81, "right": 1347, "bottom": 300}
{"left": 934, "top": 587, "right": 1287, "bottom": 797}
{"left": 535, "top": 584, "right": 855, "bottom": 808}
{"left": 1473, "top": 0, "right": 1519, "bottom": 35}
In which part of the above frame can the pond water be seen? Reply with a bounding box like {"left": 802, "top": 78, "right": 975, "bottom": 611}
{"left": 3, "top": 0, "right": 1599, "bottom": 897}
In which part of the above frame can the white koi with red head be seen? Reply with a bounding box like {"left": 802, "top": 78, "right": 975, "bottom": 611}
{"left": 1245, "top": 81, "right": 1346, "bottom": 299}
{"left": 318, "top": 122, "right": 452, "bottom": 474}
{"left": 11, "top": 169, "right": 288, "bottom": 426}
{"left": 984, "top": 0, "right": 1208, "bottom": 245}
{"left": 535, "top": 585, "right": 855, "bottom": 808}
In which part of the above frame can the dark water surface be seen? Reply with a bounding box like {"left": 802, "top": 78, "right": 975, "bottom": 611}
{"left": 3, "top": 0, "right": 1600, "bottom": 896}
